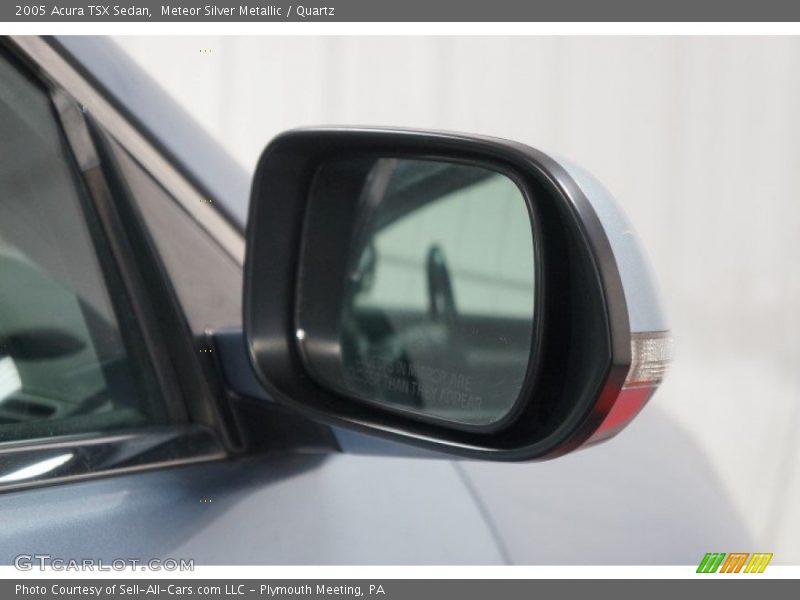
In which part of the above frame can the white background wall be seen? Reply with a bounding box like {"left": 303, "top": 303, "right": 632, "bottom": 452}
{"left": 115, "top": 36, "right": 800, "bottom": 563}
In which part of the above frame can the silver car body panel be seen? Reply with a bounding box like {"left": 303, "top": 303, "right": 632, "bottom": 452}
{"left": 553, "top": 157, "right": 669, "bottom": 333}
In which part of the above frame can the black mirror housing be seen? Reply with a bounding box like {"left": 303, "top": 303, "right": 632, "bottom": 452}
{"left": 244, "top": 127, "right": 647, "bottom": 461}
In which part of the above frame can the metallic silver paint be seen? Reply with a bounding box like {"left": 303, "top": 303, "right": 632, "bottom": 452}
{"left": 553, "top": 156, "right": 669, "bottom": 333}
{"left": 1, "top": 454, "right": 505, "bottom": 565}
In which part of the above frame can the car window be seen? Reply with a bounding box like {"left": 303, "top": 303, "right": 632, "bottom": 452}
{"left": 0, "top": 54, "right": 165, "bottom": 443}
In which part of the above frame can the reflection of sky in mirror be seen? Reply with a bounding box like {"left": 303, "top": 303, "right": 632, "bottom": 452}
{"left": 361, "top": 171, "right": 534, "bottom": 318}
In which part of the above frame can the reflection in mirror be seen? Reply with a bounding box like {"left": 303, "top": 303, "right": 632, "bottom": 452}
{"left": 308, "top": 158, "right": 536, "bottom": 427}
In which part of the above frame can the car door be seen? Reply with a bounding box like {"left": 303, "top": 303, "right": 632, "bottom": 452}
{"left": 0, "top": 38, "right": 505, "bottom": 566}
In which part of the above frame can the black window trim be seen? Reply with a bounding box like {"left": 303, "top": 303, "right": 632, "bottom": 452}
{"left": 0, "top": 38, "right": 230, "bottom": 493}
{"left": 12, "top": 35, "right": 246, "bottom": 266}
{"left": 88, "top": 114, "right": 246, "bottom": 453}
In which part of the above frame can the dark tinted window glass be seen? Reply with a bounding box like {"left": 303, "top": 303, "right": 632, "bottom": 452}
{"left": 0, "top": 55, "right": 164, "bottom": 442}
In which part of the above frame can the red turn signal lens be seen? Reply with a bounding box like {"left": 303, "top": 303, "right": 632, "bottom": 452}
{"left": 588, "top": 331, "right": 672, "bottom": 444}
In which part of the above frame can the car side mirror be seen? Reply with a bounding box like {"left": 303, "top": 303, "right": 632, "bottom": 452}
{"left": 243, "top": 128, "right": 671, "bottom": 461}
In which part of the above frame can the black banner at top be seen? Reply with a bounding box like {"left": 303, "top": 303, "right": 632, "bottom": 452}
{"left": 4, "top": 0, "right": 800, "bottom": 22}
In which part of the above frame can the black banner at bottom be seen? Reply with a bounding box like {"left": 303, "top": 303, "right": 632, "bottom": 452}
{"left": 4, "top": 579, "right": 798, "bottom": 600}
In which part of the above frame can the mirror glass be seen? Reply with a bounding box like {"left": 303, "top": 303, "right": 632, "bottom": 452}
{"left": 302, "top": 158, "right": 536, "bottom": 428}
